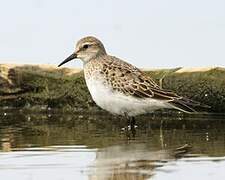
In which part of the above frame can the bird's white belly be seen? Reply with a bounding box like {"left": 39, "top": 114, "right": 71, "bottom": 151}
{"left": 85, "top": 78, "right": 169, "bottom": 116}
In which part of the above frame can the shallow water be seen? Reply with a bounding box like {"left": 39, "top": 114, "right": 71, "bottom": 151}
{"left": 0, "top": 110, "right": 225, "bottom": 180}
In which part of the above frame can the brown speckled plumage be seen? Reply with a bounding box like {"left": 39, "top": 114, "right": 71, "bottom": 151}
{"left": 84, "top": 55, "right": 182, "bottom": 100}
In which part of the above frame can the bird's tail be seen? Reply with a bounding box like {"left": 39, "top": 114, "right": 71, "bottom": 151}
{"left": 168, "top": 97, "right": 210, "bottom": 113}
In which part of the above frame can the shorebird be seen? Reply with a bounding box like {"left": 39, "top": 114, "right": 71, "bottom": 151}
{"left": 58, "top": 36, "right": 208, "bottom": 121}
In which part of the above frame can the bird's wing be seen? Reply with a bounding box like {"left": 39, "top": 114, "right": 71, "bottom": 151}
{"left": 102, "top": 56, "right": 181, "bottom": 101}
{"left": 100, "top": 56, "right": 210, "bottom": 113}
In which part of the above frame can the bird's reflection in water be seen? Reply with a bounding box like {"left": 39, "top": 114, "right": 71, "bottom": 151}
{"left": 90, "top": 115, "right": 195, "bottom": 180}
{"left": 89, "top": 141, "right": 191, "bottom": 180}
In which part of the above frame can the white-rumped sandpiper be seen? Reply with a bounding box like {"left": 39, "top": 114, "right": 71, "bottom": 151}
{"left": 58, "top": 36, "right": 208, "bottom": 120}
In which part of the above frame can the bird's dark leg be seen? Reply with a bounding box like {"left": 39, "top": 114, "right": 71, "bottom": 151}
{"left": 124, "top": 112, "right": 130, "bottom": 127}
{"left": 130, "top": 117, "right": 136, "bottom": 137}
{"left": 124, "top": 113, "right": 136, "bottom": 138}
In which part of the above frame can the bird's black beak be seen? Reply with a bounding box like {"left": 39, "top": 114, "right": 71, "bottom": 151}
{"left": 58, "top": 53, "right": 77, "bottom": 67}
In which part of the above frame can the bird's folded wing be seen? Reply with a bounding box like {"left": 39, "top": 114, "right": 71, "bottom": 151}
{"left": 101, "top": 56, "right": 210, "bottom": 113}
{"left": 114, "top": 72, "right": 180, "bottom": 101}
{"left": 103, "top": 56, "right": 180, "bottom": 101}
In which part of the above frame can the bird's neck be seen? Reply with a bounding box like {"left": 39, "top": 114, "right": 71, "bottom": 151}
{"left": 82, "top": 51, "right": 107, "bottom": 65}
{"left": 83, "top": 54, "right": 105, "bottom": 66}
{"left": 83, "top": 55, "right": 106, "bottom": 80}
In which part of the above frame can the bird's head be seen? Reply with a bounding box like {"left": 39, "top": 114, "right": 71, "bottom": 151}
{"left": 58, "top": 36, "right": 106, "bottom": 67}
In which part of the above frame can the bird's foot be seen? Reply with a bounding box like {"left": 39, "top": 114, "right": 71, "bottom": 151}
{"left": 121, "top": 117, "right": 137, "bottom": 138}
{"left": 121, "top": 125, "right": 138, "bottom": 131}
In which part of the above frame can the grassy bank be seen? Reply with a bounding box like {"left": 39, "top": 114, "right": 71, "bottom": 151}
{"left": 0, "top": 64, "right": 225, "bottom": 113}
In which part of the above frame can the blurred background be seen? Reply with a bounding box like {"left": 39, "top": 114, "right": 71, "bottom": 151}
{"left": 0, "top": 0, "right": 225, "bottom": 68}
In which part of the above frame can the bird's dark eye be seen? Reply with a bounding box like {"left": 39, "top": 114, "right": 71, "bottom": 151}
{"left": 83, "top": 44, "right": 89, "bottom": 49}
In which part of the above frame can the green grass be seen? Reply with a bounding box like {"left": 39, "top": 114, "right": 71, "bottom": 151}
{"left": 0, "top": 65, "right": 225, "bottom": 113}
